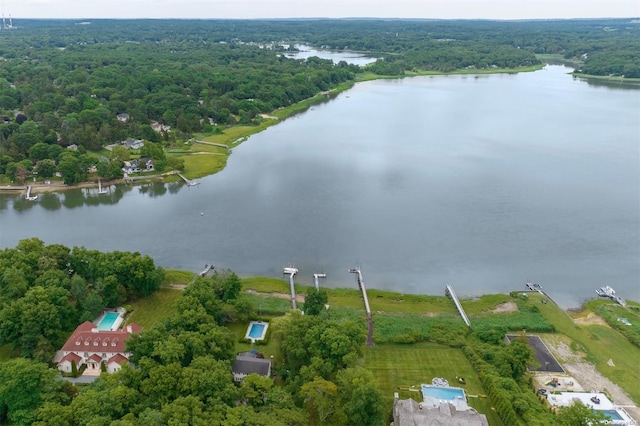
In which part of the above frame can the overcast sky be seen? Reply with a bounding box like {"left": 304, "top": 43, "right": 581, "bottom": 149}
{"left": 3, "top": 0, "right": 639, "bottom": 20}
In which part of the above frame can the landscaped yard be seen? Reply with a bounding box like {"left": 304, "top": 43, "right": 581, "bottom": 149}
{"left": 363, "top": 342, "right": 503, "bottom": 426}
{"left": 125, "top": 288, "right": 183, "bottom": 329}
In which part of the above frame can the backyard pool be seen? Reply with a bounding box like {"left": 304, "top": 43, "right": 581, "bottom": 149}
{"left": 421, "top": 385, "right": 466, "bottom": 401}
{"left": 245, "top": 321, "right": 268, "bottom": 342}
{"left": 600, "top": 410, "right": 624, "bottom": 421}
{"left": 97, "top": 312, "right": 121, "bottom": 331}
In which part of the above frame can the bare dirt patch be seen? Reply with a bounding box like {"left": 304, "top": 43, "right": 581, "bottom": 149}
{"left": 246, "top": 289, "right": 305, "bottom": 303}
{"left": 492, "top": 301, "right": 518, "bottom": 313}
{"left": 169, "top": 284, "right": 188, "bottom": 290}
{"left": 572, "top": 312, "right": 610, "bottom": 327}
{"left": 259, "top": 114, "right": 279, "bottom": 120}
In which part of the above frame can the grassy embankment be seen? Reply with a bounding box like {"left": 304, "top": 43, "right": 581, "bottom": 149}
{"left": 527, "top": 292, "right": 640, "bottom": 404}
{"left": 120, "top": 273, "right": 640, "bottom": 423}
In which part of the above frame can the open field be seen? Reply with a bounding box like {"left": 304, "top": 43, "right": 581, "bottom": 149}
{"left": 363, "top": 342, "right": 503, "bottom": 426}
{"left": 125, "top": 288, "right": 182, "bottom": 330}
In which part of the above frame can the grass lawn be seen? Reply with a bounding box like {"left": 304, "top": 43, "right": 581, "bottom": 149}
{"left": 163, "top": 269, "right": 194, "bottom": 286}
{"left": 227, "top": 321, "right": 283, "bottom": 365}
{"left": 125, "top": 288, "right": 183, "bottom": 329}
{"left": 363, "top": 342, "right": 503, "bottom": 425}
{"left": 530, "top": 293, "right": 640, "bottom": 403}
{"left": 180, "top": 151, "right": 229, "bottom": 179}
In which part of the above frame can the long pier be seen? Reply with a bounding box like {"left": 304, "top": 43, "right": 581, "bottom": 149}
{"left": 284, "top": 267, "right": 298, "bottom": 309}
{"left": 446, "top": 285, "right": 471, "bottom": 330}
{"left": 349, "top": 267, "right": 374, "bottom": 347}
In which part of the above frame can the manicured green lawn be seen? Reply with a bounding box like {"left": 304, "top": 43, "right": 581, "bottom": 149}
{"left": 363, "top": 343, "right": 503, "bottom": 425}
{"left": 163, "top": 269, "right": 194, "bottom": 286}
{"left": 227, "top": 321, "right": 283, "bottom": 366}
{"left": 125, "top": 288, "right": 183, "bottom": 329}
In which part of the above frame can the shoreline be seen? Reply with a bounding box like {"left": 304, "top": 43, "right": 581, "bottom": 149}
{"left": 0, "top": 66, "right": 547, "bottom": 196}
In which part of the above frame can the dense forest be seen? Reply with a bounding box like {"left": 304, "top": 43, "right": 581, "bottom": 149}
{"left": 0, "top": 19, "right": 637, "bottom": 185}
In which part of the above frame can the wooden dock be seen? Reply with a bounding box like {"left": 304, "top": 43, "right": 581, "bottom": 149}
{"left": 446, "top": 285, "right": 471, "bottom": 330}
{"left": 177, "top": 173, "right": 200, "bottom": 186}
{"left": 349, "top": 268, "right": 374, "bottom": 347}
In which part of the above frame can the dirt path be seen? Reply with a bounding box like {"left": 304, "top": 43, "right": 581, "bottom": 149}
{"left": 246, "top": 289, "right": 305, "bottom": 303}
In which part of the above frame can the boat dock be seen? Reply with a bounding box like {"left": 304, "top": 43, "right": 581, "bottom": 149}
{"left": 178, "top": 173, "right": 200, "bottom": 186}
{"left": 25, "top": 186, "right": 38, "bottom": 200}
{"left": 188, "top": 264, "right": 214, "bottom": 285}
{"left": 283, "top": 267, "right": 298, "bottom": 310}
{"left": 596, "top": 286, "right": 626, "bottom": 307}
{"left": 446, "top": 285, "right": 471, "bottom": 330}
{"left": 349, "top": 267, "right": 374, "bottom": 347}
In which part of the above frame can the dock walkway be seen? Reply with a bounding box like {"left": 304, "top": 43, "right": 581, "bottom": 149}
{"left": 446, "top": 285, "right": 471, "bottom": 329}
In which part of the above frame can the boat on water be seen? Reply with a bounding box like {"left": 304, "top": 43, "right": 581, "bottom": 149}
{"left": 526, "top": 282, "right": 543, "bottom": 292}
{"left": 595, "top": 286, "right": 626, "bottom": 307}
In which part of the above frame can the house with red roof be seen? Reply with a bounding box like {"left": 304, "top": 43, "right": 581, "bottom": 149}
{"left": 55, "top": 321, "right": 142, "bottom": 375}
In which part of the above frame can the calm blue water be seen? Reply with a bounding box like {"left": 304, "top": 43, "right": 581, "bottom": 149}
{"left": 1, "top": 66, "right": 638, "bottom": 308}
{"left": 98, "top": 312, "right": 120, "bottom": 331}
{"left": 248, "top": 323, "right": 266, "bottom": 339}
{"left": 421, "top": 385, "right": 465, "bottom": 400}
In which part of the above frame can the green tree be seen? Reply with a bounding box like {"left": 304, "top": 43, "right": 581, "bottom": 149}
{"left": 0, "top": 358, "right": 67, "bottom": 426}
{"left": 35, "top": 159, "right": 56, "bottom": 179}
{"left": 303, "top": 287, "right": 328, "bottom": 316}
{"left": 300, "top": 376, "right": 342, "bottom": 425}
{"left": 556, "top": 401, "right": 608, "bottom": 425}
{"left": 336, "top": 367, "right": 385, "bottom": 426}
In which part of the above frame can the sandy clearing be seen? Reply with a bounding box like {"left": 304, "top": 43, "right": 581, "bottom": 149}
{"left": 492, "top": 301, "right": 519, "bottom": 313}
{"left": 246, "top": 289, "right": 305, "bottom": 303}
{"left": 572, "top": 312, "right": 610, "bottom": 327}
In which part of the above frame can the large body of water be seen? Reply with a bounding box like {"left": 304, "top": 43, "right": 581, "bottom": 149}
{"left": 1, "top": 65, "right": 638, "bottom": 308}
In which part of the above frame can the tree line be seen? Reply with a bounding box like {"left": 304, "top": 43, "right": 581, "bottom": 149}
{"left": 0, "top": 19, "right": 636, "bottom": 185}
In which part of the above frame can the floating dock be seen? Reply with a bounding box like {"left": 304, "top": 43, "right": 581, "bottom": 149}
{"left": 178, "top": 173, "right": 200, "bottom": 186}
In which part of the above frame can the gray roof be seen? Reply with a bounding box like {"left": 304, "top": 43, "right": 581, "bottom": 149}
{"left": 393, "top": 398, "right": 489, "bottom": 426}
{"left": 232, "top": 356, "right": 271, "bottom": 377}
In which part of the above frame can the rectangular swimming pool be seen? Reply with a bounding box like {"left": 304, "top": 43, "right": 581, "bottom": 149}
{"left": 421, "top": 385, "right": 466, "bottom": 401}
{"left": 245, "top": 321, "right": 269, "bottom": 341}
{"left": 98, "top": 312, "right": 120, "bottom": 331}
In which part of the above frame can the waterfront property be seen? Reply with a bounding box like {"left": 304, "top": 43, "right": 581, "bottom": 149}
{"left": 53, "top": 321, "right": 142, "bottom": 375}
{"left": 245, "top": 321, "right": 268, "bottom": 342}
{"left": 393, "top": 396, "right": 489, "bottom": 426}
{"left": 546, "top": 392, "right": 637, "bottom": 426}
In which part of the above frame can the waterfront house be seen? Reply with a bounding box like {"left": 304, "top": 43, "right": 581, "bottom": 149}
{"left": 122, "top": 158, "right": 154, "bottom": 175}
{"left": 54, "top": 321, "right": 141, "bottom": 375}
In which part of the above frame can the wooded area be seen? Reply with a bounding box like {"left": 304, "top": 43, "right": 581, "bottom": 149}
{"left": 0, "top": 18, "right": 637, "bottom": 185}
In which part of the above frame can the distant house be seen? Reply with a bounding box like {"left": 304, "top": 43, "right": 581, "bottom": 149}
{"left": 67, "top": 144, "right": 78, "bottom": 151}
{"left": 232, "top": 352, "right": 272, "bottom": 382}
{"left": 122, "top": 158, "right": 154, "bottom": 175}
{"left": 121, "top": 138, "right": 144, "bottom": 150}
{"left": 54, "top": 321, "right": 142, "bottom": 375}
{"left": 150, "top": 121, "right": 171, "bottom": 132}
{"left": 116, "top": 113, "right": 130, "bottom": 122}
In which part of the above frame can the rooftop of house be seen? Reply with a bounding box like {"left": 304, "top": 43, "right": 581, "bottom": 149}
{"left": 393, "top": 398, "right": 489, "bottom": 426}
{"left": 232, "top": 354, "right": 271, "bottom": 377}
{"left": 60, "top": 321, "right": 142, "bottom": 354}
